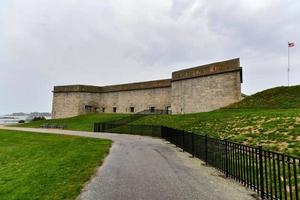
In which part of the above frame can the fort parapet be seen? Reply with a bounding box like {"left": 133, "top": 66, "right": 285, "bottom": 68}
{"left": 54, "top": 79, "right": 172, "bottom": 93}
{"left": 52, "top": 58, "right": 242, "bottom": 118}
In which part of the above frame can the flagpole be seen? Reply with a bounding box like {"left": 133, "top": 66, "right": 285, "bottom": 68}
{"left": 288, "top": 42, "right": 290, "bottom": 86}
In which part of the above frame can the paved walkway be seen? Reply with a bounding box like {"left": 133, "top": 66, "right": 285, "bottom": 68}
{"left": 0, "top": 126, "right": 256, "bottom": 200}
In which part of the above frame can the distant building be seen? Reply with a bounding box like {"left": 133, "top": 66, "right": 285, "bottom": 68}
{"left": 52, "top": 58, "right": 242, "bottom": 119}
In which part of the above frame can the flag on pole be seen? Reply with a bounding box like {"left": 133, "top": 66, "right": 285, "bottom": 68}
{"left": 287, "top": 42, "right": 294, "bottom": 86}
{"left": 288, "top": 42, "right": 295, "bottom": 47}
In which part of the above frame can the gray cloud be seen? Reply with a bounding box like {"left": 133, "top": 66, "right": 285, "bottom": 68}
{"left": 0, "top": 0, "right": 299, "bottom": 114}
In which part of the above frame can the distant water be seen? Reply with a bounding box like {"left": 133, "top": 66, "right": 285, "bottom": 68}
{"left": 0, "top": 116, "right": 51, "bottom": 125}
{"left": 0, "top": 115, "right": 27, "bottom": 125}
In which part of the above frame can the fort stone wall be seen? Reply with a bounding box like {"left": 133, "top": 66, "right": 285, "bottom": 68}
{"left": 52, "top": 92, "right": 101, "bottom": 119}
{"left": 171, "top": 72, "right": 241, "bottom": 114}
{"left": 171, "top": 58, "right": 242, "bottom": 114}
{"left": 52, "top": 79, "right": 171, "bottom": 118}
{"left": 100, "top": 87, "right": 171, "bottom": 113}
{"left": 51, "top": 58, "right": 243, "bottom": 119}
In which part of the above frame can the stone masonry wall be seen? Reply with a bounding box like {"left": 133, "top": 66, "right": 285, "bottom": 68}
{"left": 51, "top": 59, "right": 242, "bottom": 118}
{"left": 52, "top": 87, "right": 171, "bottom": 118}
{"left": 100, "top": 87, "right": 171, "bottom": 113}
{"left": 171, "top": 71, "right": 241, "bottom": 114}
{"left": 52, "top": 92, "right": 79, "bottom": 119}
{"left": 52, "top": 92, "right": 101, "bottom": 119}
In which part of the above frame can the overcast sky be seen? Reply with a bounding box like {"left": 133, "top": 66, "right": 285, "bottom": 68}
{"left": 0, "top": 0, "right": 299, "bottom": 115}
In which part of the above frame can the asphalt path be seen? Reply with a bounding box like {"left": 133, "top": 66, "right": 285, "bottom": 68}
{"left": 0, "top": 126, "right": 256, "bottom": 200}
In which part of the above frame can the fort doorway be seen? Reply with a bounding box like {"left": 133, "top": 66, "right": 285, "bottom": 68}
{"left": 150, "top": 106, "right": 155, "bottom": 113}
{"left": 85, "top": 105, "right": 93, "bottom": 113}
{"left": 130, "top": 107, "right": 135, "bottom": 113}
{"left": 165, "top": 106, "right": 171, "bottom": 114}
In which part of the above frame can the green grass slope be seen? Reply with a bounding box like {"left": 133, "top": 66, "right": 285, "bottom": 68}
{"left": 132, "top": 109, "right": 300, "bottom": 157}
{"left": 0, "top": 130, "right": 111, "bottom": 200}
{"left": 15, "top": 86, "right": 300, "bottom": 157}
{"left": 133, "top": 86, "right": 300, "bottom": 157}
{"left": 226, "top": 85, "right": 300, "bottom": 109}
{"left": 16, "top": 113, "right": 130, "bottom": 131}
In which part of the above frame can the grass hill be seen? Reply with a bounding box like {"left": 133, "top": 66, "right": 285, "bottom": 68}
{"left": 16, "top": 113, "right": 129, "bottom": 131}
{"left": 15, "top": 85, "right": 300, "bottom": 157}
{"left": 226, "top": 85, "right": 300, "bottom": 109}
{"left": 132, "top": 86, "right": 300, "bottom": 156}
{"left": 133, "top": 109, "right": 300, "bottom": 156}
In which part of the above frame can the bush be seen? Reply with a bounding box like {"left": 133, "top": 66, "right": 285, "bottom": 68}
{"left": 31, "top": 116, "right": 46, "bottom": 121}
{"left": 18, "top": 120, "right": 25, "bottom": 123}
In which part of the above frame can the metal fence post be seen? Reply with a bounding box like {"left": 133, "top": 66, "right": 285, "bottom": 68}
{"left": 192, "top": 133, "right": 195, "bottom": 157}
{"left": 94, "top": 123, "right": 97, "bottom": 132}
{"left": 259, "top": 146, "right": 264, "bottom": 199}
{"left": 182, "top": 131, "right": 185, "bottom": 152}
{"left": 205, "top": 135, "right": 208, "bottom": 165}
{"left": 151, "top": 125, "right": 154, "bottom": 137}
{"left": 175, "top": 130, "right": 178, "bottom": 147}
{"left": 225, "top": 139, "right": 228, "bottom": 177}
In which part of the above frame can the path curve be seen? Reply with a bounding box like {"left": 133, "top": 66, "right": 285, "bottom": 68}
{"left": 0, "top": 126, "right": 255, "bottom": 200}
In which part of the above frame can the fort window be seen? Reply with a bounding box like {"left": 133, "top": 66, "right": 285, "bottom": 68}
{"left": 150, "top": 106, "right": 155, "bottom": 113}
{"left": 130, "top": 107, "right": 135, "bottom": 113}
{"left": 85, "top": 105, "right": 93, "bottom": 112}
{"left": 113, "top": 107, "right": 117, "bottom": 113}
{"left": 102, "top": 107, "right": 105, "bottom": 112}
{"left": 165, "top": 106, "right": 171, "bottom": 114}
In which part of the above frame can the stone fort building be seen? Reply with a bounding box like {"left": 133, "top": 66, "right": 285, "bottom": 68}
{"left": 52, "top": 58, "right": 243, "bottom": 119}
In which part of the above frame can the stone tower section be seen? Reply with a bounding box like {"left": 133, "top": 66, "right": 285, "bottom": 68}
{"left": 171, "top": 58, "right": 242, "bottom": 114}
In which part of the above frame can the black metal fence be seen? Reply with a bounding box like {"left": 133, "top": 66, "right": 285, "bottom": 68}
{"left": 94, "top": 123, "right": 161, "bottom": 138}
{"left": 137, "top": 109, "right": 172, "bottom": 115}
{"left": 94, "top": 123, "right": 300, "bottom": 200}
{"left": 94, "top": 109, "right": 171, "bottom": 130}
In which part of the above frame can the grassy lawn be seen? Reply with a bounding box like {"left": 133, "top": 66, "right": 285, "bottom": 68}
{"left": 14, "top": 86, "right": 300, "bottom": 157}
{"left": 16, "top": 113, "right": 130, "bottom": 131}
{"left": 132, "top": 108, "right": 300, "bottom": 157}
{"left": 0, "top": 130, "right": 112, "bottom": 200}
{"left": 14, "top": 109, "right": 300, "bottom": 157}
{"left": 16, "top": 108, "right": 300, "bottom": 157}
{"left": 227, "top": 85, "right": 300, "bottom": 109}
{"left": 132, "top": 86, "right": 300, "bottom": 157}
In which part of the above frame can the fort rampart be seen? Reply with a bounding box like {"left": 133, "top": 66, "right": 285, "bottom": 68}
{"left": 52, "top": 58, "right": 242, "bottom": 118}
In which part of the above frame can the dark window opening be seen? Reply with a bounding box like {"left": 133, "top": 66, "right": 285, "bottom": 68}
{"left": 130, "top": 107, "right": 135, "bottom": 113}
{"left": 85, "top": 105, "right": 93, "bottom": 112}
{"left": 150, "top": 106, "right": 155, "bottom": 113}
{"left": 113, "top": 107, "right": 117, "bottom": 113}
{"left": 102, "top": 107, "right": 105, "bottom": 112}
{"left": 165, "top": 106, "right": 171, "bottom": 114}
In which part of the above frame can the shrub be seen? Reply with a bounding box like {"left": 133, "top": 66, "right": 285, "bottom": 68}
{"left": 31, "top": 116, "right": 46, "bottom": 121}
